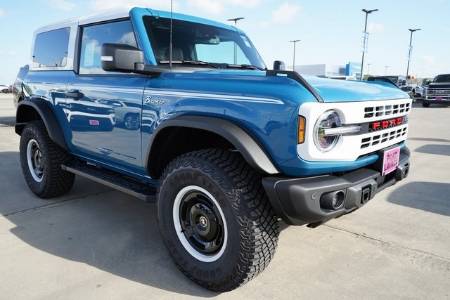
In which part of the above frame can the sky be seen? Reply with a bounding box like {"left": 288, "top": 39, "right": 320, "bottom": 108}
{"left": 0, "top": 0, "right": 449, "bottom": 84}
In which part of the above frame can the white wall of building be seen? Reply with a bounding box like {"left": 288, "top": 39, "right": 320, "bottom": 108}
{"left": 294, "top": 64, "right": 342, "bottom": 77}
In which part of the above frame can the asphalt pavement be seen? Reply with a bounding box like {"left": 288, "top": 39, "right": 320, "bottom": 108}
{"left": 0, "top": 94, "right": 449, "bottom": 299}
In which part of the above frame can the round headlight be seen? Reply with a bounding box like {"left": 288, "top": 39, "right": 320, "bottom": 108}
{"left": 313, "top": 110, "right": 341, "bottom": 152}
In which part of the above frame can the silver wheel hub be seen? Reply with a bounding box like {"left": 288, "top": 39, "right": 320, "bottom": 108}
{"left": 26, "top": 139, "right": 44, "bottom": 182}
{"left": 199, "top": 216, "right": 208, "bottom": 227}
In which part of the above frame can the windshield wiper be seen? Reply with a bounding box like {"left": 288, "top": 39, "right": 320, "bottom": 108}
{"left": 223, "top": 64, "right": 265, "bottom": 71}
{"left": 159, "top": 61, "right": 264, "bottom": 70}
{"left": 159, "top": 60, "right": 221, "bottom": 68}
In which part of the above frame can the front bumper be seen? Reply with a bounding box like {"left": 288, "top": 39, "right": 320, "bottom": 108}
{"left": 262, "top": 147, "right": 410, "bottom": 226}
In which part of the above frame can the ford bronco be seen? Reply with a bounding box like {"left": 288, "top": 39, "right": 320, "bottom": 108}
{"left": 14, "top": 7, "right": 411, "bottom": 292}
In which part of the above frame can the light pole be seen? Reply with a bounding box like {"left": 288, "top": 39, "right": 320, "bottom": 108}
{"left": 360, "top": 8, "right": 378, "bottom": 80}
{"left": 228, "top": 17, "right": 245, "bottom": 64}
{"left": 384, "top": 65, "right": 390, "bottom": 75}
{"left": 290, "top": 39, "right": 301, "bottom": 71}
{"left": 367, "top": 63, "right": 372, "bottom": 75}
{"left": 406, "top": 28, "right": 421, "bottom": 81}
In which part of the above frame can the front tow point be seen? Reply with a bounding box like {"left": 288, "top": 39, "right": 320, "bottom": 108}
{"left": 395, "top": 163, "right": 410, "bottom": 181}
{"left": 320, "top": 190, "right": 346, "bottom": 210}
{"left": 361, "top": 186, "right": 372, "bottom": 204}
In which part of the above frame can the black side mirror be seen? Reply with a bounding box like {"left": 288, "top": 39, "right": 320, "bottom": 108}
{"left": 273, "top": 60, "right": 286, "bottom": 71}
{"left": 101, "top": 43, "right": 144, "bottom": 73}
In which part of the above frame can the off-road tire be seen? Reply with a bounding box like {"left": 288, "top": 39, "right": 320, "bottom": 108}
{"left": 19, "top": 121, "right": 75, "bottom": 198}
{"left": 158, "top": 149, "right": 279, "bottom": 292}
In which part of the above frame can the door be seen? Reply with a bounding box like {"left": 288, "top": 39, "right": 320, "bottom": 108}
{"left": 67, "top": 19, "right": 147, "bottom": 170}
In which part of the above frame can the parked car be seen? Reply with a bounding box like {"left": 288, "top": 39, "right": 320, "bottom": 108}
{"left": 423, "top": 74, "right": 450, "bottom": 107}
{"left": 96, "top": 99, "right": 141, "bottom": 130}
{"left": 367, "top": 75, "right": 407, "bottom": 88}
{"left": 366, "top": 76, "right": 421, "bottom": 99}
{"left": 14, "top": 7, "right": 412, "bottom": 292}
{"left": 0, "top": 84, "right": 10, "bottom": 93}
{"left": 400, "top": 85, "right": 414, "bottom": 99}
{"left": 400, "top": 83, "right": 424, "bottom": 99}
{"left": 63, "top": 96, "right": 115, "bottom": 132}
{"left": 412, "top": 85, "right": 425, "bottom": 98}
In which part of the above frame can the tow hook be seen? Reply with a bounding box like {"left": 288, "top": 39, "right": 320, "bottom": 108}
{"left": 395, "top": 163, "right": 410, "bottom": 181}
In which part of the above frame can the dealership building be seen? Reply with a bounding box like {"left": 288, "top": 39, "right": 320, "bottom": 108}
{"left": 294, "top": 62, "right": 361, "bottom": 79}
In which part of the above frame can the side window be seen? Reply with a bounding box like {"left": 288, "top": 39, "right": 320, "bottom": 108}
{"left": 33, "top": 27, "right": 70, "bottom": 68}
{"left": 79, "top": 20, "right": 137, "bottom": 74}
{"left": 195, "top": 41, "right": 250, "bottom": 65}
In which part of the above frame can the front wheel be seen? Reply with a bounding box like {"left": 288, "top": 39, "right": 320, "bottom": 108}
{"left": 157, "top": 149, "right": 279, "bottom": 292}
{"left": 422, "top": 101, "right": 430, "bottom": 107}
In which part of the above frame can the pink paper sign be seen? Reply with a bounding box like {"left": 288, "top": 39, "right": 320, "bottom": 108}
{"left": 382, "top": 147, "right": 400, "bottom": 176}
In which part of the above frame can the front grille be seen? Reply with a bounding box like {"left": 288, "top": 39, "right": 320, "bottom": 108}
{"left": 427, "top": 89, "right": 450, "bottom": 95}
{"left": 297, "top": 98, "right": 412, "bottom": 162}
{"left": 426, "top": 96, "right": 450, "bottom": 100}
{"left": 364, "top": 102, "right": 410, "bottom": 118}
{"left": 361, "top": 127, "right": 408, "bottom": 149}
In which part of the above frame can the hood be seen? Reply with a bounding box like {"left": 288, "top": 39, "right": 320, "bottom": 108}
{"left": 165, "top": 69, "right": 409, "bottom": 103}
{"left": 428, "top": 83, "right": 450, "bottom": 89}
{"left": 303, "top": 76, "right": 409, "bottom": 102}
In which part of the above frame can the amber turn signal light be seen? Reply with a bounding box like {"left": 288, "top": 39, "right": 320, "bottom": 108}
{"left": 298, "top": 116, "right": 306, "bottom": 144}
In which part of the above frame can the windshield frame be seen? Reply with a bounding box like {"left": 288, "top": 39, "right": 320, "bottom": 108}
{"left": 142, "top": 16, "right": 266, "bottom": 70}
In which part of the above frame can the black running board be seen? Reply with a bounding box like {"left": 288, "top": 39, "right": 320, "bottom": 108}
{"left": 62, "top": 162, "right": 157, "bottom": 202}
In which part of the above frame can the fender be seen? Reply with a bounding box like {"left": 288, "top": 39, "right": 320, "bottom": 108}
{"left": 147, "top": 115, "right": 280, "bottom": 175}
{"left": 15, "top": 98, "right": 68, "bottom": 150}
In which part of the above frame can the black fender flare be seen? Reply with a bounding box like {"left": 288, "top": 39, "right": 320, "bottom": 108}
{"left": 146, "top": 115, "right": 280, "bottom": 175}
{"left": 15, "top": 98, "right": 68, "bottom": 150}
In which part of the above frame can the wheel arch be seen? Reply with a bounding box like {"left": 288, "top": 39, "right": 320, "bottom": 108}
{"left": 146, "top": 115, "right": 280, "bottom": 178}
{"left": 15, "top": 99, "right": 68, "bottom": 150}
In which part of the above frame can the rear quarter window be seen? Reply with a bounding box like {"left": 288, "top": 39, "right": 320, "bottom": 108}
{"left": 33, "top": 27, "right": 70, "bottom": 68}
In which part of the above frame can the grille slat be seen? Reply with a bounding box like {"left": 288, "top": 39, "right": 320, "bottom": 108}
{"left": 360, "top": 127, "right": 408, "bottom": 149}
{"left": 427, "top": 89, "right": 450, "bottom": 95}
{"left": 364, "top": 102, "right": 410, "bottom": 119}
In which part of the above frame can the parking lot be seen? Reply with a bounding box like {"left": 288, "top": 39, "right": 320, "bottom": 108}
{"left": 0, "top": 93, "right": 449, "bottom": 299}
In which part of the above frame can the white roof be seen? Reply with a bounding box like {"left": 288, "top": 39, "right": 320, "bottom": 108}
{"left": 79, "top": 8, "right": 131, "bottom": 25}
{"left": 35, "top": 8, "right": 131, "bottom": 34}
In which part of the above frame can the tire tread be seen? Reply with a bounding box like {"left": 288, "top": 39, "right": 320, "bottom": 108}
{"left": 160, "top": 148, "right": 279, "bottom": 292}
{"left": 20, "top": 121, "right": 74, "bottom": 198}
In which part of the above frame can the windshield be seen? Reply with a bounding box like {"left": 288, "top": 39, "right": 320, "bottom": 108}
{"left": 143, "top": 16, "right": 266, "bottom": 69}
{"left": 434, "top": 74, "right": 450, "bottom": 83}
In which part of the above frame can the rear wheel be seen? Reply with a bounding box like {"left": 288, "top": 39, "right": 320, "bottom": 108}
{"left": 19, "top": 121, "right": 75, "bottom": 198}
{"left": 157, "top": 149, "right": 279, "bottom": 292}
{"left": 422, "top": 101, "right": 430, "bottom": 107}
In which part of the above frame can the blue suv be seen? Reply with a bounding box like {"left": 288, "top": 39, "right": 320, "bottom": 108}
{"left": 14, "top": 7, "right": 411, "bottom": 292}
